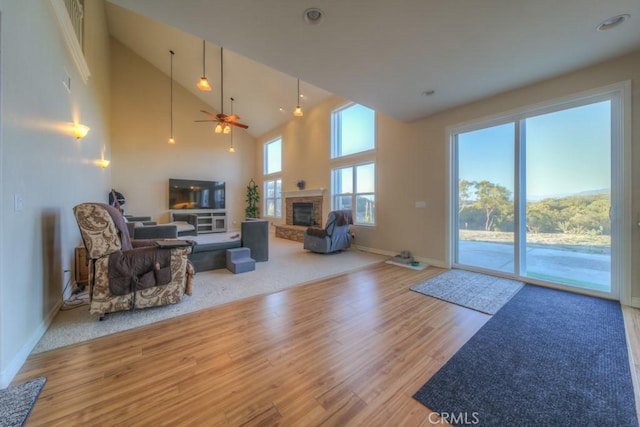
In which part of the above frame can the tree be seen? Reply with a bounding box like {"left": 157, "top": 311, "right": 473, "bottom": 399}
{"left": 458, "top": 180, "right": 474, "bottom": 213}
{"left": 474, "top": 180, "right": 512, "bottom": 231}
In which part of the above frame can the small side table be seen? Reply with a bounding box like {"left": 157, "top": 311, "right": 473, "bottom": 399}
{"left": 74, "top": 245, "right": 89, "bottom": 287}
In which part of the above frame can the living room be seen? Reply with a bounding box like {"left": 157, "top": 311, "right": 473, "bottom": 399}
{"left": 1, "top": 0, "right": 640, "bottom": 418}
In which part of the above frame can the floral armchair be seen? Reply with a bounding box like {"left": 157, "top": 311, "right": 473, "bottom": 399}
{"left": 73, "top": 203, "right": 195, "bottom": 318}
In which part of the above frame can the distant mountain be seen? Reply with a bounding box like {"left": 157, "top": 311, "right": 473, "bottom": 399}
{"left": 527, "top": 188, "right": 609, "bottom": 202}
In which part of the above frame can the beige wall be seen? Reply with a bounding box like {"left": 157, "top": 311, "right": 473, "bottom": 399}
{"left": 110, "top": 40, "right": 255, "bottom": 229}
{"left": 256, "top": 50, "right": 640, "bottom": 302}
{"left": 0, "top": 0, "right": 112, "bottom": 386}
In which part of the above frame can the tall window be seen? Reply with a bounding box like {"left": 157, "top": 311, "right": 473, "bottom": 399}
{"left": 331, "top": 103, "right": 376, "bottom": 225}
{"left": 332, "top": 163, "right": 376, "bottom": 225}
{"left": 263, "top": 138, "right": 282, "bottom": 217}
{"left": 332, "top": 103, "right": 375, "bottom": 158}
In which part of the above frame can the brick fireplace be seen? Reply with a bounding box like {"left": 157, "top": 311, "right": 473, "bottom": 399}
{"left": 275, "top": 189, "right": 325, "bottom": 242}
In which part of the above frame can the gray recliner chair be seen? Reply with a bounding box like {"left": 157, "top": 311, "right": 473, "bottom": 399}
{"left": 303, "top": 210, "right": 353, "bottom": 253}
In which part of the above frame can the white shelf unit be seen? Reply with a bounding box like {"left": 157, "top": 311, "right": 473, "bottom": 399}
{"left": 195, "top": 211, "right": 227, "bottom": 233}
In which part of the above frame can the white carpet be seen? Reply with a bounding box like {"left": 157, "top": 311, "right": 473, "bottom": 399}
{"left": 33, "top": 236, "right": 387, "bottom": 353}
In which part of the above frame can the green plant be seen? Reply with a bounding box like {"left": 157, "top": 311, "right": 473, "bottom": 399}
{"left": 245, "top": 178, "right": 260, "bottom": 218}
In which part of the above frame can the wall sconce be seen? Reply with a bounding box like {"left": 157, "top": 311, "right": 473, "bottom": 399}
{"left": 73, "top": 123, "right": 90, "bottom": 139}
{"left": 95, "top": 158, "right": 110, "bottom": 168}
{"left": 94, "top": 145, "right": 110, "bottom": 168}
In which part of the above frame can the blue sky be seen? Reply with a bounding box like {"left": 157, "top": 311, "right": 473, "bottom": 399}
{"left": 458, "top": 100, "right": 611, "bottom": 200}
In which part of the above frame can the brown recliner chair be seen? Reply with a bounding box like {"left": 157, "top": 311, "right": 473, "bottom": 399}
{"left": 74, "top": 203, "right": 195, "bottom": 318}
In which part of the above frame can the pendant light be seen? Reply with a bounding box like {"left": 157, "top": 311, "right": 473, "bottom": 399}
{"left": 168, "top": 50, "right": 176, "bottom": 144}
{"left": 229, "top": 97, "right": 236, "bottom": 152}
{"left": 293, "top": 79, "right": 303, "bottom": 117}
{"left": 215, "top": 47, "right": 231, "bottom": 134}
{"left": 196, "top": 40, "right": 212, "bottom": 91}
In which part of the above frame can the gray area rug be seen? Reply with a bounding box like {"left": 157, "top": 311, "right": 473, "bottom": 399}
{"left": 0, "top": 377, "right": 46, "bottom": 427}
{"left": 414, "top": 285, "right": 638, "bottom": 426}
{"left": 411, "top": 269, "right": 524, "bottom": 314}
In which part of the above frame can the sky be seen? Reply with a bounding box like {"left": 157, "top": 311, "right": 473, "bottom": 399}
{"left": 457, "top": 100, "right": 611, "bottom": 200}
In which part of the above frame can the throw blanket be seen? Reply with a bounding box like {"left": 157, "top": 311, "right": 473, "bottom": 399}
{"left": 108, "top": 247, "right": 171, "bottom": 296}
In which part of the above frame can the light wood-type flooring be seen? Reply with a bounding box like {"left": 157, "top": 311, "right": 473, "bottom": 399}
{"left": 14, "top": 262, "right": 640, "bottom": 426}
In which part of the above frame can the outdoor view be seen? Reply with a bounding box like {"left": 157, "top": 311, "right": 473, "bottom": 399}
{"left": 456, "top": 100, "right": 612, "bottom": 292}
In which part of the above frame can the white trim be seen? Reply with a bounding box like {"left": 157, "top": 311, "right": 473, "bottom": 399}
{"left": 448, "top": 81, "right": 631, "bottom": 301}
{"left": 0, "top": 300, "right": 62, "bottom": 388}
{"left": 50, "top": 0, "right": 90, "bottom": 83}
{"left": 282, "top": 188, "right": 325, "bottom": 198}
{"left": 352, "top": 244, "right": 447, "bottom": 268}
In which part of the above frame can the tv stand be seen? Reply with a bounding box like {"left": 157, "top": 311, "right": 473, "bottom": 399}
{"left": 194, "top": 211, "right": 227, "bottom": 233}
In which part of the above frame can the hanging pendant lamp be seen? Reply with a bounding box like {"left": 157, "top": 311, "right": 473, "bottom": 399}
{"left": 196, "top": 40, "right": 212, "bottom": 91}
{"left": 168, "top": 50, "right": 176, "bottom": 144}
{"left": 229, "top": 97, "right": 236, "bottom": 152}
{"left": 293, "top": 79, "right": 303, "bottom": 117}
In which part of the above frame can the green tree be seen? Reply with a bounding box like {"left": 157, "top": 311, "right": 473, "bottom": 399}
{"left": 474, "top": 180, "right": 512, "bottom": 231}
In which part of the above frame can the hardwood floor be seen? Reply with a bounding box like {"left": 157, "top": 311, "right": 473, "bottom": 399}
{"left": 14, "top": 262, "right": 640, "bottom": 425}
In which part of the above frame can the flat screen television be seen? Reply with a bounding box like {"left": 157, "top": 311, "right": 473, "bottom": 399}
{"left": 169, "top": 178, "right": 225, "bottom": 210}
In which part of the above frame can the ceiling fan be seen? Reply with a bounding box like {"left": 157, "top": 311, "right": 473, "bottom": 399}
{"left": 195, "top": 47, "right": 248, "bottom": 134}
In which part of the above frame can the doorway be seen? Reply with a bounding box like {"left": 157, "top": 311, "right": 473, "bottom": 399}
{"left": 452, "top": 84, "right": 630, "bottom": 299}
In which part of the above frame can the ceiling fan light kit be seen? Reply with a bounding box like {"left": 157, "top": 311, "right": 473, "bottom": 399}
{"left": 194, "top": 46, "right": 249, "bottom": 135}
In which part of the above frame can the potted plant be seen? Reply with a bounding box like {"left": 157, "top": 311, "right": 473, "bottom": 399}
{"left": 245, "top": 178, "right": 260, "bottom": 218}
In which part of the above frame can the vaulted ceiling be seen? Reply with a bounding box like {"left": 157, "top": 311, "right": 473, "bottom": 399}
{"left": 106, "top": 0, "right": 640, "bottom": 138}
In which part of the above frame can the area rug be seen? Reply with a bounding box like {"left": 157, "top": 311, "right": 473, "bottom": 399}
{"left": 413, "top": 285, "right": 638, "bottom": 426}
{"left": 0, "top": 377, "right": 46, "bottom": 427}
{"left": 410, "top": 269, "right": 523, "bottom": 314}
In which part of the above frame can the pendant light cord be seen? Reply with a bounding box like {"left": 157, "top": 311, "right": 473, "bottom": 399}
{"left": 220, "top": 47, "right": 224, "bottom": 114}
{"left": 202, "top": 40, "right": 206, "bottom": 76}
{"left": 170, "top": 50, "right": 174, "bottom": 137}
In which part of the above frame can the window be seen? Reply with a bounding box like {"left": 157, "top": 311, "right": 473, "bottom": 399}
{"left": 264, "top": 137, "right": 282, "bottom": 175}
{"left": 332, "top": 103, "right": 375, "bottom": 158}
{"left": 332, "top": 163, "right": 375, "bottom": 225}
{"left": 264, "top": 179, "right": 282, "bottom": 217}
{"left": 263, "top": 137, "right": 282, "bottom": 217}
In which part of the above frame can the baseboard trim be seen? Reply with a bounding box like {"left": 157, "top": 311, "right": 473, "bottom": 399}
{"left": 631, "top": 297, "right": 640, "bottom": 309}
{"left": 0, "top": 299, "right": 62, "bottom": 388}
{"left": 352, "top": 245, "right": 446, "bottom": 269}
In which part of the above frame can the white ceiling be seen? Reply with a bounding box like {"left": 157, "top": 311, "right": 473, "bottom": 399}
{"left": 106, "top": 0, "right": 640, "bottom": 138}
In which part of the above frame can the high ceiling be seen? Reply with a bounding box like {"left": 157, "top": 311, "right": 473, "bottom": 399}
{"left": 106, "top": 0, "right": 640, "bottom": 138}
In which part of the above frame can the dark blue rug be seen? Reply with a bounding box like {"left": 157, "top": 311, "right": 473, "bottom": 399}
{"left": 414, "top": 285, "right": 638, "bottom": 426}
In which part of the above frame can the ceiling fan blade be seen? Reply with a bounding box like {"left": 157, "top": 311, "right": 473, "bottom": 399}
{"left": 200, "top": 110, "right": 218, "bottom": 119}
{"left": 229, "top": 121, "right": 249, "bottom": 129}
{"left": 224, "top": 115, "right": 240, "bottom": 122}
{"left": 194, "top": 119, "right": 217, "bottom": 122}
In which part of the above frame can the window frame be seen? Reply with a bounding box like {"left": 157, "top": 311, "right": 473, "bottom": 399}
{"left": 331, "top": 103, "right": 376, "bottom": 159}
{"left": 263, "top": 137, "right": 283, "bottom": 218}
{"left": 332, "top": 161, "right": 376, "bottom": 226}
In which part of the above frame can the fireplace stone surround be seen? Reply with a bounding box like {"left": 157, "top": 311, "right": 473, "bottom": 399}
{"left": 275, "top": 189, "right": 325, "bottom": 242}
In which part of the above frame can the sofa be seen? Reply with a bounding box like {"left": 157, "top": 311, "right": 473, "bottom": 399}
{"left": 74, "top": 203, "right": 195, "bottom": 318}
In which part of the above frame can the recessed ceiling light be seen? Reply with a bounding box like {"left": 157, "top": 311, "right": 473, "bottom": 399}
{"left": 304, "top": 8, "right": 324, "bottom": 25}
{"left": 597, "top": 14, "right": 630, "bottom": 31}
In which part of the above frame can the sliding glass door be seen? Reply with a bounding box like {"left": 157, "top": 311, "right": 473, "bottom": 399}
{"left": 453, "top": 88, "right": 625, "bottom": 297}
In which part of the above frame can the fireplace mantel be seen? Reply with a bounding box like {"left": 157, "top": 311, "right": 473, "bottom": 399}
{"left": 282, "top": 188, "right": 325, "bottom": 198}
